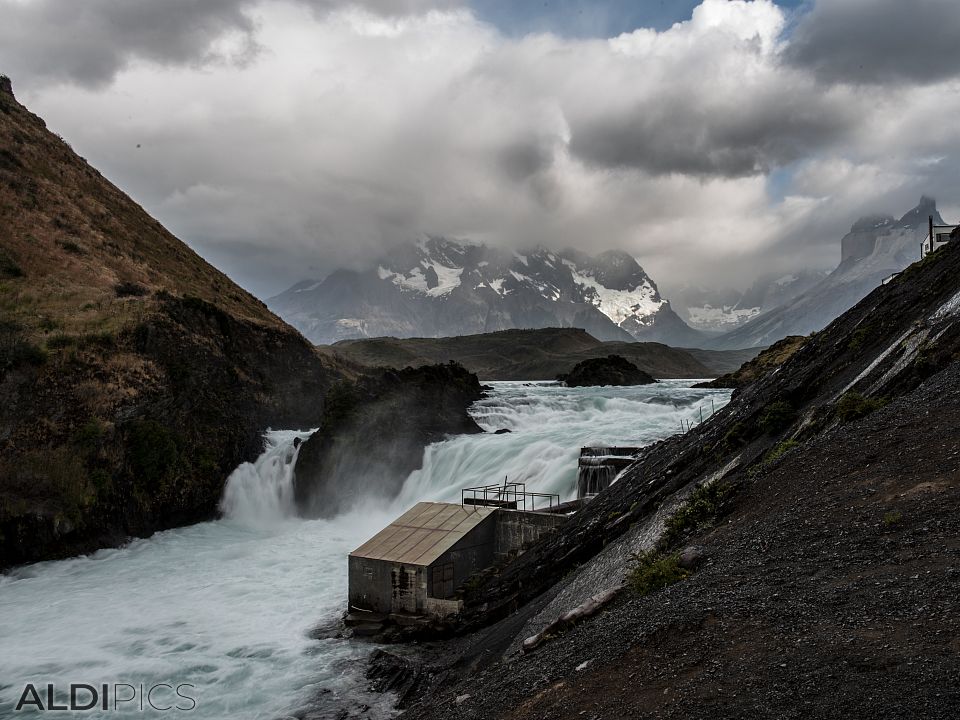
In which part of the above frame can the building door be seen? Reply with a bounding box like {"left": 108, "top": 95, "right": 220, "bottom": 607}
{"left": 431, "top": 562, "right": 454, "bottom": 598}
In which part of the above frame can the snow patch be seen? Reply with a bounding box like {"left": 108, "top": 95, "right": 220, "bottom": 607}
{"left": 570, "top": 269, "right": 664, "bottom": 325}
{"left": 378, "top": 262, "right": 463, "bottom": 297}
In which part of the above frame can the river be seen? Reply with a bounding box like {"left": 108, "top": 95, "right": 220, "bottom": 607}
{"left": 0, "top": 380, "right": 729, "bottom": 719}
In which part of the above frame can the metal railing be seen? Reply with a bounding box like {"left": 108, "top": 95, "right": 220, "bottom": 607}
{"left": 461, "top": 481, "right": 560, "bottom": 512}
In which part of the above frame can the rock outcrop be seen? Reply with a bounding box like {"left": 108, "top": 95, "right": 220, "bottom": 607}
{"left": 293, "top": 363, "right": 483, "bottom": 517}
{"left": 0, "top": 80, "right": 352, "bottom": 568}
{"left": 558, "top": 355, "right": 656, "bottom": 387}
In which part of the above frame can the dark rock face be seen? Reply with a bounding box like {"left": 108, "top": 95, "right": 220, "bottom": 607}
{"left": 559, "top": 355, "right": 656, "bottom": 387}
{"left": 294, "top": 363, "right": 483, "bottom": 517}
{"left": 0, "top": 86, "right": 351, "bottom": 569}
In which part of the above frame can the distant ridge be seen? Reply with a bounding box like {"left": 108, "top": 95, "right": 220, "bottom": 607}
{"left": 326, "top": 327, "right": 749, "bottom": 380}
{"left": 269, "top": 239, "right": 703, "bottom": 347}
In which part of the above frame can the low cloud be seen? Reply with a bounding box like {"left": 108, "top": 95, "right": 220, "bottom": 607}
{"left": 3, "top": 0, "right": 960, "bottom": 298}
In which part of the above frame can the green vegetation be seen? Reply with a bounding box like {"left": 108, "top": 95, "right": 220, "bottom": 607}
{"left": 835, "top": 391, "right": 886, "bottom": 422}
{"left": 721, "top": 421, "right": 749, "bottom": 451}
{"left": 882, "top": 510, "right": 903, "bottom": 528}
{"left": 627, "top": 550, "right": 690, "bottom": 596}
{"left": 627, "top": 477, "right": 737, "bottom": 597}
{"left": 759, "top": 400, "right": 796, "bottom": 434}
{"left": 661, "top": 480, "right": 731, "bottom": 548}
{"left": 74, "top": 418, "right": 106, "bottom": 455}
{"left": 127, "top": 420, "right": 181, "bottom": 486}
{"left": 847, "top": 325, "right": 875, "bottom": 353}
{"left": 764, "top": 439, "right": 799, "bottom": 466}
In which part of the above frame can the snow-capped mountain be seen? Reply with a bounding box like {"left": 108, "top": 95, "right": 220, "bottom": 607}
{"left": 708, "top": 196, "right": 946, "bottom": 349}
{"left": 670, "top": 270, "right": 828, "bottom": 334}
{"left": 268, "top": 238, "right": 702, "bottom": 346}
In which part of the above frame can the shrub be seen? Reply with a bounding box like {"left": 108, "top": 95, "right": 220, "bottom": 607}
{"left": 47, "top": 333, "right": 77, "bottom": 349}
{"left": 114, "top": 281, "right": 149, "bottom": 298}
{"left": 759, "top": 400, "right": 796, "bottom": 434}
{"left": 882, "top": 510, "right": 903, "bottom": 527}
{"left": 627, "top": 550, "right": 689, "bottom": 596}
{"left": 764, "top": 439, "right": 799, "bottom": 465}
{"left": 721, "top": 421, "right": 749, "bottom": 451}
{"left": 835, "top": 391, "right": 886, "bottom": 422}
{"left": 847, "top": 325, "right": 874, "bottom": 353}
{"left": 74, "top": 418, "right": 106, "bottom": 454}
{"left": 0, "top": 248, "right": 23, "bottom": 279}
{"left": 661, "top": 481, "right": 731, "bottom": 547}
{"left": 126, "top": 420, "right": 180, "bottom": 485}
{"left": 58, "top": 240, "right": 85, "bottom": 255}
{"left": 3, "top": 340, "right": 47, "bottom": 368}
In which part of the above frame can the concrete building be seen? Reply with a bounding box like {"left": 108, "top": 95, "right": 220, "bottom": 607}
{"left": 922, "top": 218, "right": 959, "bottom": 258}
{"left": 348, "top": 501, "right": 566, "bottom": 619}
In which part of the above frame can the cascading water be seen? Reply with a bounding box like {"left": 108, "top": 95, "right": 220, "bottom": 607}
{"left": 0, "top": 380, "right": 729, "bottom": 720}
{"left": 219, "top": 428, "right": 315, "bottom": 527}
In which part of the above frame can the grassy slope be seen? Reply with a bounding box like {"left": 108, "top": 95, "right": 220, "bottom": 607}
{"left": 0, "top": 79, "right": 351, "bottom": 567}
{"left": 327, "top": 327, "right": 723, "bottom": 379}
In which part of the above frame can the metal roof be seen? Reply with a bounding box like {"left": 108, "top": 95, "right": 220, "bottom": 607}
{"left": 349, "top": 502, "right": 496, "bottom": 566}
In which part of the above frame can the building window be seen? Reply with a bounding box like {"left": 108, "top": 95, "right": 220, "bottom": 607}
{"left": 936, "top": 233, "right": 952, "bottom": 242}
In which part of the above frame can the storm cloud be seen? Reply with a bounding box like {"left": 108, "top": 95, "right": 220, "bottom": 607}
{"left": 1, "top": 0, "right": 959, "bottom": 296}
{"left": 787, "top": 0, "right": 960, "bottom": 85}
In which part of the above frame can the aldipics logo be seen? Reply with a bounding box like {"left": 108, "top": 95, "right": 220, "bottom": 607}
{"left": 14, "top": 683, "right": 197, "bottom": 713}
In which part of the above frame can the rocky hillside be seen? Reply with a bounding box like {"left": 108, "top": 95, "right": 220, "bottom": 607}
{"left": 293, "top": 363, "right": 483, "bottom": 518}
{"left": 269, "top": 239, "right": 703, "bottom": 346}
{"left": 710, "top": 196, "right": 947, "bottom": 349}
{"left": 400, "top": 228, "right": 960, "bottom": 718}
{"left": 0, "top": 79, "right": 353, "bottom": 568}
{"left": 327, "top": 328, "right": 728, "bottom": 380}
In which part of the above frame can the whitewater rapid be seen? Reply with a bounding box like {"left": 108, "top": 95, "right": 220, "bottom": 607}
{"left": 0, "top": 380, "right": 728, "bottom": 719}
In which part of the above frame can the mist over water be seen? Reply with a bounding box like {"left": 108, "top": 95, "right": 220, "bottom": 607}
{"left": 0, "top": 381, "right": 728, "bottom": 719}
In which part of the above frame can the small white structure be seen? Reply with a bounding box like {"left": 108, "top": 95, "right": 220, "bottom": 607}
{"left": 922, "top": 217, "right": 959, "bottom": 258}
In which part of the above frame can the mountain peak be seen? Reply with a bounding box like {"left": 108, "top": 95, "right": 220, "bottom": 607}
{"left": 898, "top": 195, "right": 944, "bottom": 227}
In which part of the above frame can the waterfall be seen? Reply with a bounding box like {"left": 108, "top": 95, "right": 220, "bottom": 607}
{"left": 577, "top": 464, "right": 618, "bottom": 498}
{"left": 219, "top": 428, "right": 316, "bottom": 527}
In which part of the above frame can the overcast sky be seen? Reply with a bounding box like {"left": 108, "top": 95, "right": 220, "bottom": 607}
{"left": 2, "top": 0, "right": 959, "bottom": 298}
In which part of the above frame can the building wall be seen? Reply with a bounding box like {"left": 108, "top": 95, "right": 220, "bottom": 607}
{"left": 348, "top": 556, "right": 426, "bottom": 614}
{"left": 428, "top": 513, "right": 497, "bottom": 599}
{"left": 494, "top": 511, "right": 567, "bottom": 561}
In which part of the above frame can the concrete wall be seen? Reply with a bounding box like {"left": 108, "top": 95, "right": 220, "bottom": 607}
{"left": 494, "top": 510, "right": 567, "bottom": 561}
{"left": 348, "top": 556, "right": 426, "bottom": 614}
